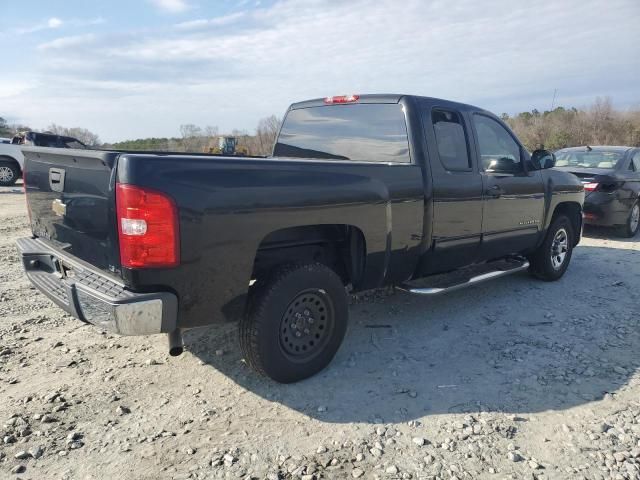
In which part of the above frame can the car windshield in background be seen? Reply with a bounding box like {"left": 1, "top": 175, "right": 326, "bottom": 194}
{"left": 555, "top": 150, "right": 623, "bottom": 169}
{"left": 274, "top": 103, "right": 410, "bottom": 163}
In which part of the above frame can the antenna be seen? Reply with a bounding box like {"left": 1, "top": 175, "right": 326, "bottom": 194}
{"left": 550, "top": 89, "right": 558, "bottom": 111}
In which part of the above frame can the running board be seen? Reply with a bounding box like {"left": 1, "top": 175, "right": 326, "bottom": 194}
{"left": 397, "top": 258, "right": 530, "bottom": 296}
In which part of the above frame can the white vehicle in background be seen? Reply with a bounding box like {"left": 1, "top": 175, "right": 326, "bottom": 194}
{"left": 0, "top": 132, "right": 88, "bottom": 186}
{"left": 0, "top": 141, "right": 24, "bottom": 187}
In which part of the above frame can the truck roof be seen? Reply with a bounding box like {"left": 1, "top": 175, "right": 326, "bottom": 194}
{"left": 289, "top": 94, "right": 487, "bottom": 114}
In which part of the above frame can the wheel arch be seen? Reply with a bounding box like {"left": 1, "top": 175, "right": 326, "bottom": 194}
{"left": 250, "top": 224, "right": 367, "bottom": 288}
{"left": 551, "top": 201, "right": 582, "bottom": 246}
{"left": 0, "top": 155, "right": 22, "bottom": 174}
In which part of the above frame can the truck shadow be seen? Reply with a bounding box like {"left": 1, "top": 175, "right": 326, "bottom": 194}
{"left": 186, "top": 244, "right": 640, "bottom": 423}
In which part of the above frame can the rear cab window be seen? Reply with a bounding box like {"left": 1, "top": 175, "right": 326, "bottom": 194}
{"left": 274, "top": 103, "right": 411, "bottom": 163}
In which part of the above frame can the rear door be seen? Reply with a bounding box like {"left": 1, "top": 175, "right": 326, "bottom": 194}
{"left": 470, "top": 113, "right": 545, "bottom": 259}
{"left": 417, "top": 101, "right": 483, "bottom": 274}
{"left": 23, "top": 147, "right": 121, "bottom": 274}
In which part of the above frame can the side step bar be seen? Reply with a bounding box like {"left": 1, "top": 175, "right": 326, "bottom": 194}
{"left": 397, "top": 259, "right": 530, "bottom": 296}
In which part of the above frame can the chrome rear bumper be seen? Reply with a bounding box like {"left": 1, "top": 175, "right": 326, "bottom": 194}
{"left": 16, "top": 237, "right": 177, "bottom": 335}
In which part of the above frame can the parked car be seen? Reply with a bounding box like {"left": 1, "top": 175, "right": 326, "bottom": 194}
{"left": 555, "top": 146, "right": 640, "bottom": 237}
{"left": 0, "top": 132, "right": 88, "bottom": 186}
{"left": 16, "top": 94, "right": 584, "bottom": 383}
{"left": 0, "top": 141, "right": 25, "bottom": 187}
{"left": 11, "top": 131, "right": 87, "bottom": 149}
{"left": 0, "top": 137, "right": 11, "bottom": 144}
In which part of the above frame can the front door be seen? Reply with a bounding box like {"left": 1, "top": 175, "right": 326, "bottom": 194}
{"left": 470, "top": 113, "right": 545, "bottom": 259}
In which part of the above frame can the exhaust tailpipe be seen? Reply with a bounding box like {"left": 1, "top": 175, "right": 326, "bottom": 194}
{"left": 168, "top": 329, "right": 184, "bottom": 356}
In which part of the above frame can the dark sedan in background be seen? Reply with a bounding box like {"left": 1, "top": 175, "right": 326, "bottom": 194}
{"left": 555, "top": 146, "right": 640, "bottom": 237}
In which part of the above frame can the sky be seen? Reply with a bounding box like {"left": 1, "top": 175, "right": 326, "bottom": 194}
{"left": 0, "top": 0, "right": 639, "bottom": 143}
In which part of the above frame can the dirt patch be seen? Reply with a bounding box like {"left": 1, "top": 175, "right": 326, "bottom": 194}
{"left": 1, "top": 185, "right": 639, "bottom": 479}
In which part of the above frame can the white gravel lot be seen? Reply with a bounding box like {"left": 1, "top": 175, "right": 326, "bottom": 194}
{"left": 1, "top": 182, "right": 639, "bottom": 480}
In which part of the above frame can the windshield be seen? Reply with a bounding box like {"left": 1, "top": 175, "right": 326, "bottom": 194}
{"left": 555, "top": 150, "right": 622, "bottom": 169}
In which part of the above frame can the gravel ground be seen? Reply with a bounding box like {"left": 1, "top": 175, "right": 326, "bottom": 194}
{"left": 1, "top": 182, "right": 639, "bottom": 480}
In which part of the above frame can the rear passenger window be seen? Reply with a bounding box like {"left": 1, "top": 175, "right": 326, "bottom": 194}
{"left": 432, "top": 109, "right": 471, "bottom": 171}
{"left": 274, "top": 104, "right": 410, "bottom": 163}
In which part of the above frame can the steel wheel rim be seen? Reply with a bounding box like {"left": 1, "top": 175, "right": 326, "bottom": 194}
{"left": 279, "top": 289, "right": 334, "bottom": 362}
{"left": 550, "top": 227, "right": 569, "bottom": 270}
{"left": 0, "top": 166, "right": 14, "bottom": 182}
{"left": 631, "top": 204, "right": 640, "bottom": 233}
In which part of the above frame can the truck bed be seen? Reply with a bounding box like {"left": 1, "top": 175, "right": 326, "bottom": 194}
{"left": 22, "top": 147, "right": 425, "bottom": 328}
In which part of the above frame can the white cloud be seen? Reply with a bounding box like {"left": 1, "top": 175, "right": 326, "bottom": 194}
{"left": 149, "top": 0, "right": 190, "bottom": 13}
{"left": 5, "top": 0, "right": 640, "bottom": 142}
{"left": 14, "top": 16, "right": 104, "bottom": 35}
{"left": 47, "top": 17, "right": 63, "bottom": 28}
{"left": 0, "top": 80, "right": 37, "bottom": 99}
{"left": 15, "top": 17, "right": 62, "bottom": 34}
{"left": 37, "top": 34, "right": 96, "bottom": 50}
{"left": 175, "top": 12, "right": 246, "bottom": 30}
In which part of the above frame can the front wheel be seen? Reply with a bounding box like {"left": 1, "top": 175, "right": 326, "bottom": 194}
{"left": 528, "top": 215, "right": 574, "bottom": 281}
{"left": 618, "top": 202, "right": 640, "bottom": 238}
{"left": 239, "top": 263, "right": 348, "bottom": 383}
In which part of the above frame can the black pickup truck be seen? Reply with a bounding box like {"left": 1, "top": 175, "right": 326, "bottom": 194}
{"left": 17, "top": 94, "right": 584, "bottom": 383}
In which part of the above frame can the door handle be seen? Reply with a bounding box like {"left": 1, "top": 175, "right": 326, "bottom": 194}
{"left": 486, "top": 185, "right": 503, "bottom": 198}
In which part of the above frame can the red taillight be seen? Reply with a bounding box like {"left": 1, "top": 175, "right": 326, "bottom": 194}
{"left": 583, "top": 182, "right": 598, "bottom": 192}
{"left": 116, "top": 183, "right": 180, "bottom": 268}
{"left": 324, "top": 94, "right": 359, "bottom": 104}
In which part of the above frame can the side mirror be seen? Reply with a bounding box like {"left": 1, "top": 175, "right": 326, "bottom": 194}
{"left": 531, "top": 149, "right": 556, "bottom": 170}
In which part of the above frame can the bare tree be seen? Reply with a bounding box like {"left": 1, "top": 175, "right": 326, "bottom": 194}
{"left": 179, "top": 124, "right": 203, "bottom": 152}
{"left": 46, "top": 124, "right": 101, "bottom": 147}
{"left": 255, "top": 115, "right": 281, "bottom": 156}
{"left": 179, "top": 124, "right": 220, "bottom": 152}
{"left": 505, "top": 98, "right": 640, "bottom": 150}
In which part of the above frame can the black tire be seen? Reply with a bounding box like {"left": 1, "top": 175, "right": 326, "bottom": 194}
{"left": 617, "top": 201, "right": 640, "bottom": 238}
{"left": 0, "top": 160, "right": 20, "bottom": 187}
{"left": 239, "top": 263, "right": 348, "bottom": 383}
{"left": 528, "top": 214, "right": 574, "bottom": 281}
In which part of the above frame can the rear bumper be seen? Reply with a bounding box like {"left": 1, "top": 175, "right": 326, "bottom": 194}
{"left": 16, "top": 237, "right": 177, "bottom": 335}
{"left": 583, "top": 193, "right": 628, "bottom": 226}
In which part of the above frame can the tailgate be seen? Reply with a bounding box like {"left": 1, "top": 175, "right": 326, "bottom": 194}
{"left": 22, "top": 147, "right": 121, "bottom": 275}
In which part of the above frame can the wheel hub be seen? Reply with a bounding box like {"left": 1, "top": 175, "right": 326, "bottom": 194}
{"left": 279, "top": 290, "right": 332, "bottom": 359}
{"left": 631, "top": 205, "right": 639, "bottom": 233}
{"left": 0, "top": 166, "right": 14, "bottom": 182}
{"left": 550, "top": 228, "right": 568, "bottom": 270}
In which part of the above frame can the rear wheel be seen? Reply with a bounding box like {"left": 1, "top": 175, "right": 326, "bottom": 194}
{"left": 0, "top": 161, "right": 19, "bottom": 187}
{"left": 618, "top": 202, "right": 640, "bottom": 238}
{"left": 528, "top": 214, "right": 574, "bottom": 281}
{"left": 239, "top": 263, "right": 348, "bottom": 383}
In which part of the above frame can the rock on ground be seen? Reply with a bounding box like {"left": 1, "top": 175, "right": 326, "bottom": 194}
{"left": 1, "top": 183, "right": 640, "bottom": 478}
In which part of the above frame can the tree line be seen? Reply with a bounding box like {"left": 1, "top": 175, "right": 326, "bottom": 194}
{"left": 3, "top": 98, "right": 639, "bottom": 154}
{"left": 502, "top": 97, "right": 640, "bottom": 151}
{"left": 104, "top": 115, "right": 281, "bottom": 156}
{"left": 0, "top": 115, "right": 281, "bottom": 155}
